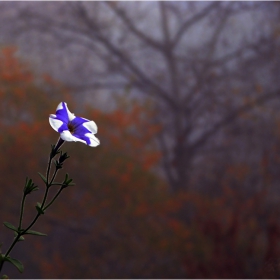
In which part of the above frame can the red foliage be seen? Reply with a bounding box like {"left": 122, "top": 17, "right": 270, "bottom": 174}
{"left": 2, "top": 45, "right": 280, "bottom": 278}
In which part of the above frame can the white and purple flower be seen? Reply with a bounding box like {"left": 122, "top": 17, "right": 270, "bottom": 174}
{"left": 49, "top": 102, "right": 100, "bottom": 147}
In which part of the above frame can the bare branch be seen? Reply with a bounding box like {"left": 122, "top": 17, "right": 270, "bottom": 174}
{"left": 20, "top": 7, "right": 179, "bottom": 111}
{"left": 171, "top": 2, "right": 220, "bottom": 49}
{"left": 191, "top": 91, "right": 280, "bottom": 151}
{"left": 105, "top": 2, "right": 163, "bottom": 52}
{"left": 69, "top": 3, "right": 179, "bottom": 111}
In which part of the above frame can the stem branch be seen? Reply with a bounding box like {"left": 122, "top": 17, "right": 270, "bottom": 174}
{"left": 0, "top": 138, "right": 65, "bottom": 274}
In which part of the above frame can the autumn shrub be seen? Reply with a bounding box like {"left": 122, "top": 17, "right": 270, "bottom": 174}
{"left": 2, "top": 45, "right": 280, "bottom": 278}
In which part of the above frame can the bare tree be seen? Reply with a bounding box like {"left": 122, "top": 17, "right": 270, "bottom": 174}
{"left": 1, "top": 1, "right": 280, "bottom": 192}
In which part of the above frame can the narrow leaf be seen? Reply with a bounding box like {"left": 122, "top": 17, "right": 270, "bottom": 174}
{"left": 25, "top": 230, "right": 47, "bottom": 236}
{"left": 38, "top": 172, "right": 47, "bottom": 184}
{"left": 5, "top": 257, "right": 24, "bottom": 273}
{"left": 12, "top": 231, "right": 24, "bottom": 242}
{"left": 51, "top": 182, "right": 62, "bottom": 186}
{"left": 27, "top": 178, "right": 32, "bottom": 187}
{"left": 35, "top": 203, "right": 44, "bottom": 215}
{"left": 66, "top": 178, "right": 73, "bottom": 185}
{"left": 3, "top": 222, "right": 17, "bottom": 232}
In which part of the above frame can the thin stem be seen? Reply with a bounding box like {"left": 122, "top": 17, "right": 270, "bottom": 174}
{"left": 22, "top": 160, "right": 59, "bottom": 234}
{"left": 46, "top": 149, "right": 54, "bottom": 186}
{"left": 0, "top": 138, "right": 65, "bottom": 274}
{"left": 3, "top": 235, "right": 21, "bottom": 258}
{"left": 23, "top": 171, "right": 62, "bottom": 233}
{"left": 41, "top": 180, "right": 51, "bottom": 208}
{"left": 18, "top": 195, "right": 26, "bottom": 230}
{"left": 43, "top": 187, "right": 63, "bottom": 211}
{"left": 46, "top": 137, "right": 64, "bottom": 185}
{"left": 53, "top": 137, "right": 65, "bottom": 157}
{"left": 21, "top": 213, "right": 40, "bottom": 234}
{"left": 41, "top": 137, "right": 62, "bottom": 210}
{"left": 2, "top": 188, "right": 47, "bottom": 260}
{"left": 1, "top": 195, "right": 27, "bottom": 272}
{"left": 46, "top": 157, "right": 52, "bottom": 186}
{"left": 49, "top": 168, "right": 59, "bottom": 187}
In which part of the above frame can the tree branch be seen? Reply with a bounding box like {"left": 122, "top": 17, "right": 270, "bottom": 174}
{"left": 20, "top": 7, "right": 179, "bottom": 111}
{"left": 171, "top": 2, "right": 220, "bottom": 49}
{"left": 70, "top": 2, "right": 179, "bottom": 111}
{"left": 191, "top": 91, "right": 280, "bottom": 151}
{"left": 105, "top": 2, "right": 163, "bottom": 52}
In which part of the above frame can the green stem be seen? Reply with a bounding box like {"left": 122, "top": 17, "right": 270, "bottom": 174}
{"left": 1, "top": 184, "right": 49, "bottom": 262}
{"left": 1, "top": 193, "right": 28, "bottom": 269}
{"left": 18, "top": 195, "right": 26, "bottom": 231}
{"left": 0, "top": 195, "right": 27, "bottom": 273}
{"left": 43, "top": 187, "right": 63, "bottom": 211}
{"left": 3, "top": 234, "right": 20, "bottom": 258}
{"left": 0, "top": 138, "right": 64, "bottom": 274}
{"left": 49, "top": 169, "right": 59, "bottom": 188}
{"left": 22, "top": 158, "right": 59, "bottom": 234}
{"left": 46, "top": 153, "right": 53, "bottom": 186}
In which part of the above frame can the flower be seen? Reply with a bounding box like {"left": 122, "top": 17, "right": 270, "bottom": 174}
{"left": 49, "top": 102, "right": 100, "bottom": 147}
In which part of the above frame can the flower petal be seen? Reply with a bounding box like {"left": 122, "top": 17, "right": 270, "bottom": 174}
{"left": 71, "top": 130, "right": 100, "bottom": 146}
{"left": 83, "top": 120, "right": 98, "bottom": 134}
{"left": 71, "top": 116, "right": 90, "bottom": 130}
{"left": 49, "top": 115, "right": 64, "bottom": 132}
{"left": 55, "top": 102, "right": 75, "bottom": 123}
{"left": 60, "top": 130, "right": 87, "bottom": 145}
{"left": 85, "top": 133, "right": 100, "bottom": 147}
{"left": 57, "top": 123, "right": 69, "bottom": 133}
{"left": 56, "top": 102, "right": 64, "bottom": 110}
{"left": 63, "top": 102, "right": 75, "bottom": 121}
{"left": 72, "top": 126, "right": 91, "bottom": 138}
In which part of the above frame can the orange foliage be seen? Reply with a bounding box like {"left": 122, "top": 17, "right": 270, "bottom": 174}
{"left": 2, "top": 45, "right": 280, "bottom": 279}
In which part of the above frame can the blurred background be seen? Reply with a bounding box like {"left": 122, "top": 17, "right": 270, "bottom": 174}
{"left": 1, "top": 1, "right": 280, "bottom": 278}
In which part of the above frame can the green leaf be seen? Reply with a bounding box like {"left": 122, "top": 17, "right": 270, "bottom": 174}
{"left": 3, "top": 222, "right": 17, "bottom": 232}
{"left": 24, "top": 230, "right": 47, "bottom": 236}
{"left": 35, "top": 203, "right": 44, "bottom": 215}
{"left": 38, "top": 172, "right": 47, "bottom": 184}
{"left": 1, "top": 274, "right": 9, "bottom": 279}
{"left": 61, "top": 173, "right": 75, "bottom": 188}
{"left": 4, "top": 257, "right": 24, "bottom": 273}
{"left": 13, "top": 232, "right": 24, "bottom": 242}
{"left": 23, "top": 177, "right": 38, "bottom": 195}
{"left": 65, "top": 173, "right": 69, "bottom": 182}
{"left": 51, "top": 181, "right": 61, "bottom": 185}
{"left": 24, "top": 177, "right": 32, "bottom": 189}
